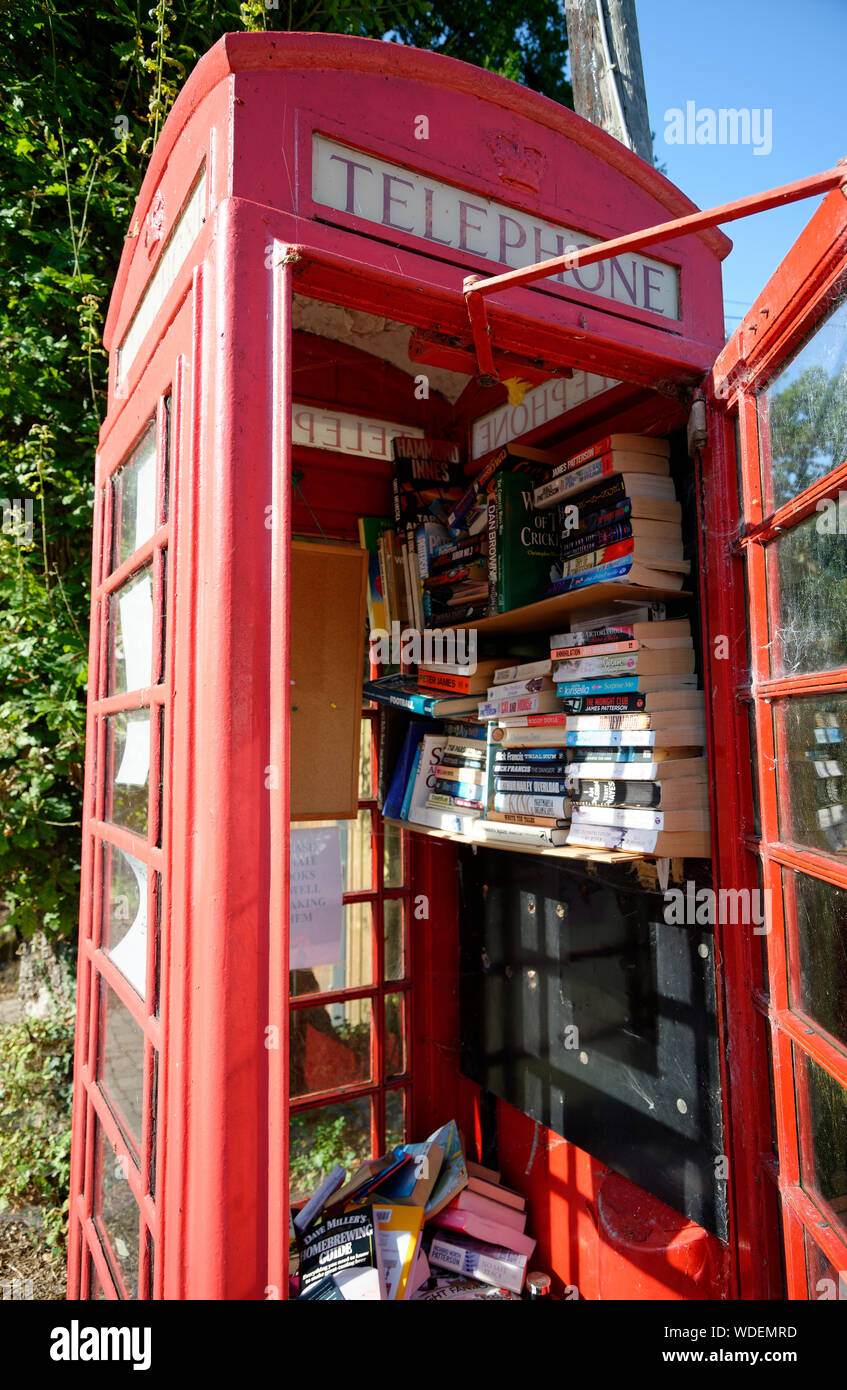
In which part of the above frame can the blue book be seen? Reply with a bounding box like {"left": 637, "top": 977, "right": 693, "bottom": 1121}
{"left": 363, "top": 675, "right": 478, "bottom": 717}
{"left": 557, "top": 677, "right": 640, "bottom": 696}
{"left": 382, "top": 722, "right": 430, "bottom": 821}
{"left": 545, "top": 558, "right": 635, "bottom": 595}
{"left": 400, "top": 746, "right": 423, "bottom": 820}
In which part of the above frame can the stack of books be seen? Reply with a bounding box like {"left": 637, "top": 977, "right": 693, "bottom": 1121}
{"left": 551, "top": 604, "right": 710, "bottom": 857}
{"left": 427, "top": 732, "right": 489, "bottom": 820}
{"left": 531, "top": 432, "right": 688, "bottom": 596}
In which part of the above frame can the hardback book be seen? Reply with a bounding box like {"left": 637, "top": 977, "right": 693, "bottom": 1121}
{"left": 566, "top": 756, "right": 708, "bottom": 781}
{"left": 553, "top": 650, "right": 696, "bottom": 680}
{"left": 297, "top": 1204, "right": 383, "bottom": 1297}
{"left": 550, "top": 433, "right": 671, "bottom": 478}
{"left": 465, "top": 1173, "right": 525, "bottom": 1210}
{"left": 427, "top": 1230, "right": 530, "bottom": 1295}
{"left": 487, "top": 469, "right": 559, "bottom": 613}
{"left": 572, "top": 777, "right": 709, "bottom": 810}
{"left": 466, "top": 1160, "right": 502, "bottom": 1184}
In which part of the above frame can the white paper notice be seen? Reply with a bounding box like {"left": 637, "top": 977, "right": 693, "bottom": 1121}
{"left": 109, "top": 851, "right": 148, "bottom": 999}
{"left": 134, "top": 448, "right": 156, "bottom": 551}
{"left": 289, "top": 827, "right": 344, "bottom": 970}
{"left": 119, "top": 574, "right": 154, "bottom": 692}
{"left": 116, "top": 717, "right": 150, "bottom": 788}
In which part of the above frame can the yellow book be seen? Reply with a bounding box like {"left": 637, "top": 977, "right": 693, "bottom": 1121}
{"left": 372, "top": 1202, "right": 425, "bottom": 1301}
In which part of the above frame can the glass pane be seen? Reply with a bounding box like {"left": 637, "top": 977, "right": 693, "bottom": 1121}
{"left": 290, "top": 901, "right": 374, "bottom": 997}
{"left": 774, "top": 694, "right": 847, "bottom": 855}
{"left": 156, "top": 549, "right": 168, "bottom": 685}
{"left": 795, "top": 1047, "right": 847, "bottom": 1235}
{"left": 107, "top": 566, "right": 153, "bottom": 696}
{"left": 291, "top": 812, "right": 374, "bottom": 892}
{"left": 102, "top": 843, "right": 148, "bottom": 1000}
{"left": 805, "top": 1229, "right": 845, "bottom": 1300}
{"left": 758, "top": 290, "right": 847, "bottom": 511}
{"left": 385, "top": 1089, "right": 406, "bottom": 1152}
{"left": 765, "top": 516, "right": 847, "bottom": 677}
{"left": 89, "top": 1255, "right": 107, "bottom": 1300}
{"left": 383, "top": 899, "right": 405, "bottom": 981}
{"left": 111, "top": 424, "right": 157, "bottom": 571}
{"left": 783, "top": 868, "right": 847, "bottom": 1049}
{"left": 290, "top": 998, "right": 373, "bottom": 1099}
{"left": 289, "top": 1097, "right": 372, "bottom": 1205}
{"left": 105, "top": 710, "right": 150, "bottom": 837}
{"left": 99, "top": 982, "right": 145, "bottom": 1148}
{"left": 96, "top": 1122, "right": 140, "bottom": 1298}
{"left": 152, "top": 872, "right": 162, "bottom": 1019}
{"left": 385, "top": 992, "right": 406, "bottom": 1078}
{"left": 359, "top": 718, "right": 374, "bottom": 799}
{"left": 383, "top": 819, "right": 404, "bottom": 889}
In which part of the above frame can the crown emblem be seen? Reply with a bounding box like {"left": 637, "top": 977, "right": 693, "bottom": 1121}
{"left": 144, "top": 191, "right": 166, "bottom": 256}
{"left": 487, "top": 132, "right": 546, "bottom": 194}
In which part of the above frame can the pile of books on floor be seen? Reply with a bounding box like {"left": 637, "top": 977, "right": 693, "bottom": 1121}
{"left": 292, "top": 1120, "right": 538, "bottom": 1300}
{"left": 532, "top": 432, "right": 689, "bottom": 597}
{"left": 553, "top": 602, "right": 710, "bottom": 857}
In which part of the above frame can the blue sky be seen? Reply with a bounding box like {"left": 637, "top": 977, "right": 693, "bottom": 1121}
{"left": 632, "top": 0, "right": 846, "bottom": 337}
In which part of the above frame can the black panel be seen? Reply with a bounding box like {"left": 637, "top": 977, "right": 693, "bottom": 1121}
{"left": 459, "top": 848, "right": 727, "bottom": 1238}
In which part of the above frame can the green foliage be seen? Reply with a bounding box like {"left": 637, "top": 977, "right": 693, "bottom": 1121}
{"left": 0, "top": 3, "right": 570, "bottom": 946}
{"left": 0, "top": 1008, "right": 76, "bottom": 1249}
{"left": 290, "top": 1106, "right": 370, "bottom": 1197}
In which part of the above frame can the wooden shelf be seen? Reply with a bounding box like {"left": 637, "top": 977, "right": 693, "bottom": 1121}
{"left": 382, "top": 817, "right": 643, "bottom": 865}
{"left": 445, "top": 582, "right": 691, "bottom": 638}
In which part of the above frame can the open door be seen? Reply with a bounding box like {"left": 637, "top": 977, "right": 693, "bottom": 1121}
{"left": 705, "top": 181, "right": 847, "bottom": 1299}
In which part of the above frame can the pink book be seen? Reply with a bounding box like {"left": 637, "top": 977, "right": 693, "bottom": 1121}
{"left": 429, "top": 1207, "right": 536, "bottom": 1259}
{"left": 466, "top": 1175, "right": 526, "bottom": 1212}
{"left": 449, "top": 1190, "right": 527, "bottom": 1232}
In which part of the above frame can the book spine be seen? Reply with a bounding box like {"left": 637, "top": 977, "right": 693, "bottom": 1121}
{"left": 560, "top": 519, "right": 634, "bottom": 560}
{"left": 566, "top": 729, "right": 658, "bottom": 746}
{"left": 479, "top": 695, "right": 559, "bottom": 718}
{"left": 552, "top": 639, "right": 639, "bottom": 660}
{"left": 567, "top": 498, "right": 633, "bottom": 538}
{"left": 572, "top": 804, "right": 665, "bottom": 831}
{"left": 566, "top": 712, "right": 651, "bottom": 730}
{"left": 568, "top": 761, "right": 660, "bottom": 780}
{"left": 494, "top": 777, "right": 572, "bottom": 795}
{"left": 492, "top": 660, "right": 552, "bottom": 685}
{"left": 550, "top": 436, "right": 613, "bottom": 477}
{"left": 533, "top": 453, "right": 615, "bottom": 508}
{"left": 560, "top": 538, "right": 634, "bottom": 577}
{"left": 485, "top": 677, "right": 551, "bottom": 701}
{"left": 487, "top": 490, "right": 498, "bottom": 615}
{"left": 572, "top": 779, "right": 661, "bottom": 809}
{"left": 555, "top": 654, "right": 640, "bottom": 677}
{"left": 556, "top": 677, "right": 640, "bottom": 696}
{"left": 447, "top": 448, "right": 504, "bottom": 530}
{"left": 429, "top": 789, "right": 483, "bottom": 810}
{"left": 418, "top": 672, "right": 473, "bottom": 694}
{"left": 545, "top": 557, "right": 635, "bottom": 594}
{"left": 560, "top": 694, "right": 647, "bottom": 714}
{"left": 566, "top": 821, "right": 662, "bottom": 854}
{"left": 493, "top": 792, "right": 571, "bottom": 817}
{"left": 494, "top": 748, "right": 571, "bottom": 762}
{"left": 571, "top": 745, "right": 655, "bottom": 762}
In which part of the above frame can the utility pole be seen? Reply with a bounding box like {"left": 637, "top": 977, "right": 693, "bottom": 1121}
{"left": 564, "top": 0, "right": 654, "bottom": 164}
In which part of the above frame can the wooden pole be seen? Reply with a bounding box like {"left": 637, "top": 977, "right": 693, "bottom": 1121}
{"left": 564, "top": 0, "right": 654, "bottom": 164}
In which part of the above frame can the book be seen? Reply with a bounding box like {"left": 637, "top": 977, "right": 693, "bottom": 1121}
{"left": 553, "top": 650, "right": 696, "bottom": 680}
{"left": 407, "top": 735, "right": 478, "bottom": 832}
{"left": 436, "top": 763, "right": 486, "bottom": 785}
{"left": 487, "top": 811, "right": 565, "bottom": 828}
{"left": 559, "top": 690, "right": 704, "bottom": 715}
{"left": 566, "top": 756, "right": 708, "bottom": 781}
{"left": 466, "top": 1173, "right": 525, "bottom": 1210}
{"left": 417, "top": 658, "right": 502, "bottom": 694}
{"left": 551, "top": 433, "right": 671, "bottom": 477}
{"left": 447, "top": 1189, "right": 527, "bottom": 1231}
{"left": 383, "top": 722, "right": 431, "bottom": 821}
{"left": 478, "top": 692, "right": 562, "bottom": 719}
{"left": 572, "top": 777, "right": 709, "bottom": 810}
{"left": 494, "top": 777, "right": 572, "bottom": 796}
{"left": 533, "top": 457, "right": 673, "bottom": 509}
{"left": 556, "top": 674, "right": 698, "bottom": 696}
{"left": 569, "top": 803, "right": 710, "bottom": 832}
{"left": 488, "top": 469, "right": 559, "bottom": 613}
{"left": 297, "top": 1204, "right": 383, "bottom": 1296}
{"left": 555, "top": 539, "right": 689, "bottom": 580}
{"left": 411, "top": 1278, "right": 521, "bottom": 1301}
{"left": 544, "top": 557, "right": 687, "bottom": 595}
{"left": 550, "top": 472, "right": 682, "bottom": 524}
{"left": 565, "top": 726, "right": 705, "bottom": 747}
{"left": 375, "top": 1138, "right": 445, "bottom": 1208}
{"left": 358, "top": 517, "right": 393, "bottom": 635}
{"left": 566, "top": 820, "right": 711, "bottom": 858}
{"left": 426, "top": 1230, "right": 531, "bottom": 1294}
{"left": 492, "top": 727, "right": 572, "bottom": 747}
{"left": 551, "top": 621, "right": 692, "bottom": 658}
{"left": 492, "top": 658, "right": 553, "bottom": 685}
{"left": 431, "top": 778, "right": 485, "bottom": 802}
{"left": 466, "top": 1160, "right": 502, "bottom": 1184}
{"left": 472, "top": 820, "right": 569, "bottom": 847}
{"left": 493, "top": 792, "right": 572, "bottom": 818}
{"left": 430, "top": 1206, "right": 536, "bottom": 1258}
{"left": 293, "top": 1163, "right": 346, "bottom": 1234}
{"left": 363, "top": 674, "right": 480, "bottom": 718}
{"left": 391, "top": 439, "right": 465, "bottom": 529}
{"left": 565, "top": 708, "right": 704, "bottom": 732}
{"left": 400, "top": 745, "right": 423, "bottom": 819}
{"left": 424, "top": 1120, "right": 469, "bottom": 1218}
{"left": 372, "top": 1203, "right": 426, "bottom": 1300}
{"left": 494, "top": 747, "right": 572, "bottom": 763}
{"left": 548, "top": 604, "right": 668, "bottom": 641}
{"left": 448, "top": 441, "right": 560, "bottom": 534}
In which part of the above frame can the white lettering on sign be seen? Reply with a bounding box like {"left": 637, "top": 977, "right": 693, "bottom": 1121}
{"left": 292, "top": 403, "right": 424, "bottom": 459}
{"left": 311, "top": 135, "right": 680, "bottom": 320}
{"left": 117, "top": 167, "right": 207, "bottom": 387}
{"left": 289, "top": 826, "right": 344, "bottom": 970}
{"left": 471, "top": 372, "right": 619, "bottom": 460}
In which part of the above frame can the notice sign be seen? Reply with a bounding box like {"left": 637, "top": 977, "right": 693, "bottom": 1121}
{"left": 290, "top": 827, "right": 344, "bottom": 970}
{"left": 292, "top": 403, "right": 424, "bottom": 460}
{"left": 312, "top": 134, "right": 680, "bottom": 320}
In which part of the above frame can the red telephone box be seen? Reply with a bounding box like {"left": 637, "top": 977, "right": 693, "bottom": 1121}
{"left": 67, "top": 31, "right": 847, "bottom": 1301}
